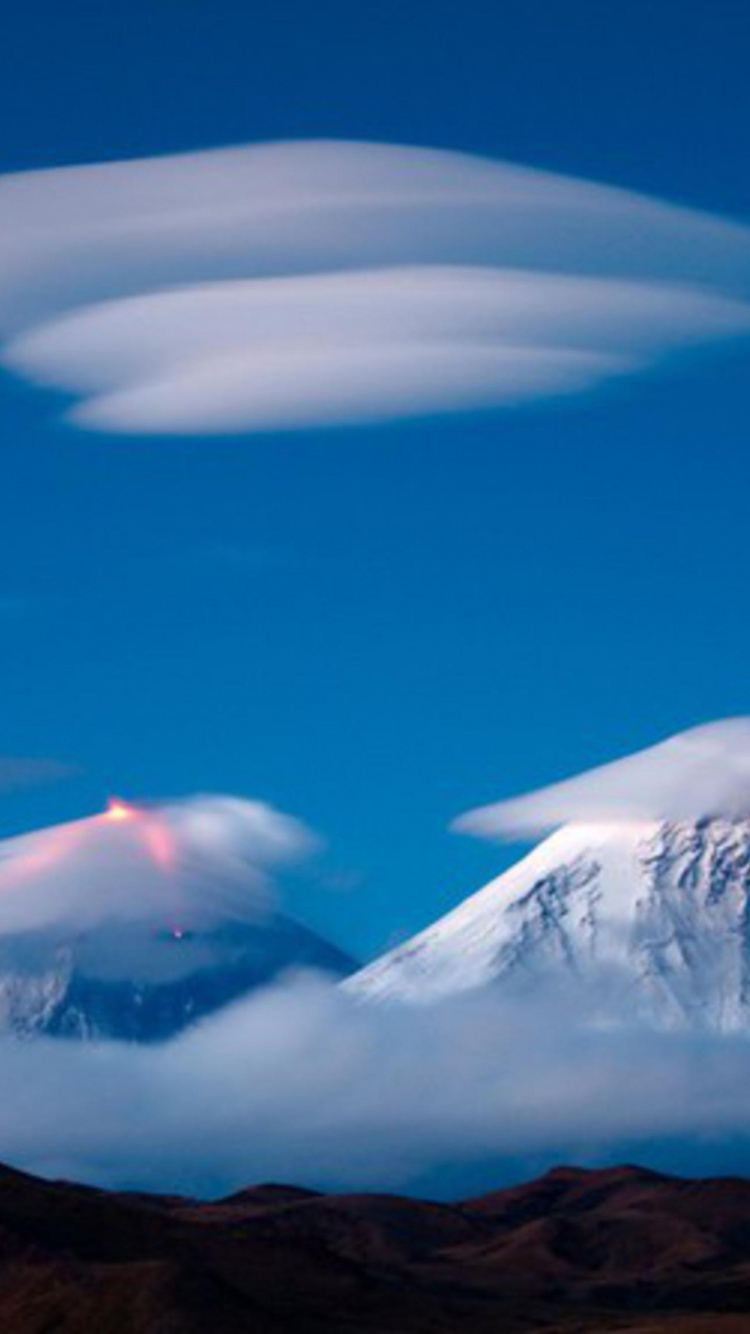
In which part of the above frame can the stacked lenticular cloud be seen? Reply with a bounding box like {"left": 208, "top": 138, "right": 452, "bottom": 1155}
{"left": 1, "top": 140, "right": 750, "bottom": 434}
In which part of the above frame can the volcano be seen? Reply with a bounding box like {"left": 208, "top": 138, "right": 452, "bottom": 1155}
{"left": 0, "top": 914, "right": 356, "bottom": 1042}
{"left": 349, "top": 818, "right": 750, "bottom": 1030}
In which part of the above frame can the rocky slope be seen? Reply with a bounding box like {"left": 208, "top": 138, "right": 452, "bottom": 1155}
{"left": 349, "top": 819, "right": 750, "bottom": 1029}
{"left": 0, "top": 915, "right": 355, "bottom": 1042}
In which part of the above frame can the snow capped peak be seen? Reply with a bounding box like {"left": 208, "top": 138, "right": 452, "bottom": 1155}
{"left": 348, "top": 818, "right": 750, "bottom": 1031}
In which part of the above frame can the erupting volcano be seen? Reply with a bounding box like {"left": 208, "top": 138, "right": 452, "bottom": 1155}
{"left": 0, "top": 796, "right": 356, "bottom": 1041}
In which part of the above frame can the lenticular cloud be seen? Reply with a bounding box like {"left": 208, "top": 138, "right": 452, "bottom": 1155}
{"left": 0, "top": 795, "right": 316, "bottom": 934}
{"left": 454, "top": 718, "right": 750, "bottom": 840}
{"left": 1, "top": 140, "right": 750, "bottom": 434}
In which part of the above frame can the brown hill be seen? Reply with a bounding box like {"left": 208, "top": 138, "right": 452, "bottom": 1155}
{"left": 2, "top": 1159, "right": 750, "bottom": 1330}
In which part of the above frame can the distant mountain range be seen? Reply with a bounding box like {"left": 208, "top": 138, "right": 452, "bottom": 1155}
{"left": 349, "top": 818, "right": 750, "bottom": 1030}
{"left": 0, "top": 914, "right": 356, "bottom": 1042}
{"left": 1, "top": 1157, "right": 750, "bottom": 1331}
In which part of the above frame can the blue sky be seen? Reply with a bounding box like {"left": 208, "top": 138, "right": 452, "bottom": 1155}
{"left": 1, "top": 0, "right": 749, "bottom": 963}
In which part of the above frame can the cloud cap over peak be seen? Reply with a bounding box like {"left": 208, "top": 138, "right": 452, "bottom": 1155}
{"left": 1, "top": 140, "right": 750, "bottom": 435}
{"left": 0, "top": 794, "right": 318, "bottom": 935}
{"left": 454, "top": 718, "right": 750, "bottom": 841}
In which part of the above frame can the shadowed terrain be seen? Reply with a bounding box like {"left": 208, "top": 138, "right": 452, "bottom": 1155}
{"left": 2, "top": 1161, "right": 750, "bottom": 1329}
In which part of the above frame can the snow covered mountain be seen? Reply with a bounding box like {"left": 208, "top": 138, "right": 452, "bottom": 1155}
{"left": 0, "top": 914, "right": 356, "bottom": 1042}
{"left": 348, "top": 819, "right": 750, "bottom": 1031}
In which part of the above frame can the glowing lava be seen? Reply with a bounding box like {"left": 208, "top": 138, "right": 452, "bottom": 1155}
{"left": 106, "top": 799, "right": 136, "bottom": 823}
{"left": 141, "top": 818, "right": 176, "bottom": 871}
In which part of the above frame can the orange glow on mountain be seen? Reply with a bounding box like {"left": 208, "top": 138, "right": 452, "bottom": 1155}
{"left": 141, "top": 817, "right": 176, "bottom": 871}
{"left": 106, "top": 799, "right": 136, "bottom": 823}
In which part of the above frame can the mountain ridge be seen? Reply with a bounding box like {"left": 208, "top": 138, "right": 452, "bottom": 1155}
{"left": 1, "top": 1159, "right": 750, "bottom": 1330}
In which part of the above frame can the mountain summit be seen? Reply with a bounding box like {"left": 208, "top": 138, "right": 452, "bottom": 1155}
{"left": 0, "top": 795, "right": 356, "bottom": 1042}
{"left": 349, "top": 819, "right": 750, "bottom": 1030}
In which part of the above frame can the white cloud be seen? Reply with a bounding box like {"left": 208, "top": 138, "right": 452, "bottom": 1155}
{"left": 0, "top": 794, "right": 317, "bottom": 934}
{"left": 1, "top": 141, "right": 749, "bottom": 434}
{"left": 454, "top": 718, "right": 750, "bottom": 840}
{"left": 1, "top": 974, "right": 750, "bottom": 1196}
